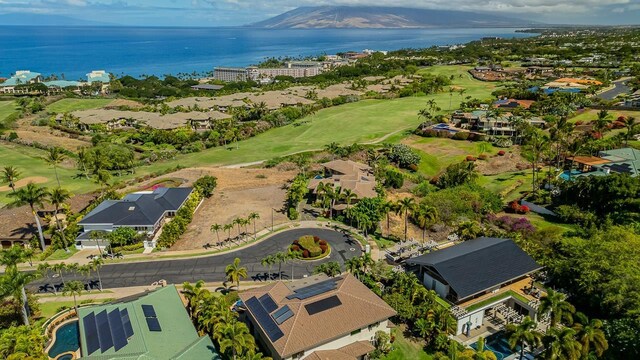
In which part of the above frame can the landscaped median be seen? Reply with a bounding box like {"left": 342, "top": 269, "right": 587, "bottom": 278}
{"left": 290, "top": 235, "right": 331, "bottom": 260}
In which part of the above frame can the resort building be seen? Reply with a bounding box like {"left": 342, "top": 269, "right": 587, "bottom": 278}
{"left": 247, "top": 66, "right": 322, "bottom": 82}
{"left": 239, "top": 274, "right": 396, "bottom": 360}
{"left": 0, "top": 70, "right": 43, "bottom": 94}
{"left": 308, "top": 160, "right": 377, "bottom": 212}
{"left": 76, "top": 187, "right": 194, "bottom": 249}
{"left": 87, "top": 70, "right": 110, "bottom": 84}
{"left": 213, "top": 67, "right": 249, "bottom": 82}
{"left": 406, "top": 237, "right": 544, "bottom": 337}
{"left": 74, "top": 284, "right": 220, "bottom": 359}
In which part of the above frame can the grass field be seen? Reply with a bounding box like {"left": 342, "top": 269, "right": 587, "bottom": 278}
{"left": 0, "top": 144, "right": 97, "bottom": 206}
{"left": 46, "top": 98, "right": 113, "bottom": 114}
{"left": 406, "top": 137, "right": 498, "bottom": 176}
{"left": 479, "top": 170, "right": 533, "bottom": 202}
{"left": 568, "top": 109, "right": 640, "bottom": 123}
{"left": 382, "top": 328, "right": 434, "bottom": 360}
{"left": 0, "top": 100, "right": 18, "bottom": 124}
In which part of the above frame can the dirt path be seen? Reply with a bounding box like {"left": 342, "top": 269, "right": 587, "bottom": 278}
{"left": 0, "top": 176, "right": 48, "bottom": 191}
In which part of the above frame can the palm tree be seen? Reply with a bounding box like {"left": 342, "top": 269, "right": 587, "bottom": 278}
{"left": 233, "top": 217, "right": 243, "bottom": 239}
{"left": 210, "top": 224, "right": 222, "bottom": 245}
{"left": 62, "top": 280, "right": 85, "bottom": 316}
{"left": 248, "top": 212, "right": 260, "bottom": 240}
{"left": 182, "top": 280, "right": 208, "bottom": 317}
{"left": 45, "top": 147, "right": 66, "bottom": 187}
{"left": 506, "top": 316, "right": 542, "bottom": 360}
{"left": 224, "top": 223, "right": 234, "bottom": 244}
{"left": 463, "top": 337, "right": 498, "bottom": 360}
{"left": 218, "top": 320, "right": 255, "bottom": 360}
{"left": 77, "top": 148, "right": 90, "bottom": 179}
{"left": 260, "top": 255, "right": 275, "bottom": 278}
{"left": 272, "top": 251, "right": 292, "bottom": 280}
{"left": 572, "top": 312, "right": 608, "bottom": 358}
{"left": 542, "top": 327, "right": 582, "bottom": 360}
{"left": 315, "top": 182, "right": 328, "bottom": 215}
{"left": 414, "top": 203, "right": 438, "bottom": 242}
{"left": 48, "top": 187, "right": 71, "bottom": 251}
{"left": 622, "top": 116, "right": 637, "bottom": 145}
{"left": 455, "top": 221, "right": 482, "bottom": 241}
{"left": 87, "top": 257, "right": 104, "bottom": 291}
{"left": 0, "top": 245, "right": 28, "bottom": 267}
{"left": 8, "top": 183, "right": 49, "bottom": 251}
{"left": 593, "top": 109, "right": 612, "bottom": 134}
{"left": 225, "top": 258, "right": 247, "bottom": 291}
{"left": 414, "top": 317, "right": 434, "bottom": 339}
{"left": 2, "top": 166, "right": 20, "bottom": 193}
{"left": 538, "top": 288, "right": 576, "bottom": 327}
{"left": 396, "top": 197, "right": 416, "bottom": 241}
{"left": 51, "top": 262, "right": 69, "bottom": 290}
{"left": 342, "top": 189, "right": 357, "bottom": 210}
{"left": 448, "top": 87, "right": 455, "bottom": 110}
{"left": 94, "top": 170, "right": 111, "bottom": 197}
{"left": 345, "top": 257, "right": 364, "bottom": 279}
{"left": 0, "top": 266, "right": 38, "bottom": 325}
{"left": 381, "top": 200, "right": 396, "bottom": 233}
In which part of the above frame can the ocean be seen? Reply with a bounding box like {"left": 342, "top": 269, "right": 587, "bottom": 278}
{"left": 0, "top": 26, "right": 535, "bottom": 79}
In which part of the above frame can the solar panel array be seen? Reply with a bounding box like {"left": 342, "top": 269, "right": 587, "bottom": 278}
{"left": 259, "top": 294, "right": 278, "bottom": 313}
{"left": 305, "top": 295, "right": 342, "bottom": 316}
{"left": 82, "top": 308, "right": 134, "bottom": 355}
{"left": 141, "top": 304, "right": 162, "bottom": 332}
{"left": 272, "top": 305, "right": 294, "bottom": 325}
{"left": 286, "top": 279, "right": 338, "bottom": 300}
{"left": 246, "top": 296, "right": 284, "bottom": 342}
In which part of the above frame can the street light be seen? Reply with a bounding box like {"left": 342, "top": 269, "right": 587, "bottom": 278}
{"left": 271, "top": 208, "right": 275, "bottom": 232}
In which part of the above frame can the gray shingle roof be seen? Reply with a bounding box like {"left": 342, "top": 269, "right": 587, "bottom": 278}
{"left": 407, "top": 237, "right": 541, "bottom": 300}
{"left": 79, "top": 188, "right": 192, "bottom": 227}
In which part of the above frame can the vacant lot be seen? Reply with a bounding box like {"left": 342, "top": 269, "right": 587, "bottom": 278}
{"left": 46, "top": 98, "right": 114, "bottom": 113}
{"left": 0, "top": 143, "right": 97, "bottom": 206}
{"left": 0, "top": 101, "right": 18, "bottom": 124}
{"left": 568, "top": 109, "right": 640, "bottom": 123}
{"left": 478, "top": 170, "right": 533, "bottom": 202}
{"left": 159, "top": 167, "right": 297, "bottom": 250}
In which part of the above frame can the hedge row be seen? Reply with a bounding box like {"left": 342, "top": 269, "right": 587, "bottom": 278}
{"left": 157, "top": 190, "right": 202, "bottom": 248}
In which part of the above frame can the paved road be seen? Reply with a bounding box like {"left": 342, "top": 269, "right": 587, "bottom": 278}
{"left": 597, "top": 78, "right": 632, "bottom": 100}
{"left": 31, "top": 228, "right": 362, "bottom": 291}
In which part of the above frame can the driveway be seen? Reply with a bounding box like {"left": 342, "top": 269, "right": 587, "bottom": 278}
{"left": 32, "top": 228, "right": 362, "bottom": 290}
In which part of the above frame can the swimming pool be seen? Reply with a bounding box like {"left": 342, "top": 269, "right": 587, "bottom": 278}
{"left": 470, "top": 331, "right": 518, "bottom": 360}
{"left": 48, "top": 320, "right": 80, "bottom": 359}
{"left": 559, "top": 170, "right": 582, "bottom": 181}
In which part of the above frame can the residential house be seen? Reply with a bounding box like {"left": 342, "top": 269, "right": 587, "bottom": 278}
{"left": 308, "top": 160, "right": 377, "bottom": 212}
{"left": 406, "top": 237, "right": 544, "bottom": 336}
{"left": 76, "top": 187, "right": 194, "bottom": 249}
{"left": 564, "top": 147, "right": 639, "bottom": 179}
{"left": 239, "top": 274, "right": 396, "bottom": 360}
{"left": 623, "top": 90, "right": 640, "bottom": 108}
{"left": 75, "top": 285, "right": 220, "bottom": 359}
{"left": 493, "top": 98, "right": 535, "bottom": 110}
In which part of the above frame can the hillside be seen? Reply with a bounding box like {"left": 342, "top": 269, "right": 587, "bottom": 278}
{"left": 251, "top": 6, "right": 535, "bottom": 29}
{"left": 0, "top": 13, "right": 111, "bottom": 26}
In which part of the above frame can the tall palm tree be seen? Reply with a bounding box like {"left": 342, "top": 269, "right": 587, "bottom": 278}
{"left": 87, "top": 257, "right": 105, "bottom": 291}
{"left": 8, "top": 183, "right": 49, "bottom": 251}
{"left": 248, "top": 212, "right": 260, "bottom": 240}
{"left": 45, "top": 147, "right": 66, "bottom": 187}
{"left": 342, "top": 189, "right": 357, "bottom": 210}
{"left": 381, "top": 200, "right": 396, "bottom": 233}
{"left": 233, "top": 217, "right": 243, "bottom": 239}
{"left": 315, "top": 182, "right": 328, "bottom": 215}
{"left": 396, "top": 197, "right": 416, "bottom": 241}
{"left": 225, "top": 258, "right": 247, "bottom": 291}
{"left": 542, "top": 327, "right": 582, "bottom": 360}
{"left": 182, "top": 280, "right": 208, "bottom": 317}
{"left": 260, "top": 255, "right": 275, "bottom": 278}
{"left": 572, "top": 312, "right": 608, "bottom": 358}
{"left": 455, "top": 221, "right": 482, "bottom": 241}
{"left": 593, "top": 109, "right": 612, "bottom": 134}
{"left": 538, "top": 288, "right": 576, "bottom": 327}
{"left": 414, "top": 203, "right": 438, "bottom": 242}
{"left": 622, "top": 116, "right": 637, "bottom": 146}
{"left": 273, "top": 251, "right": 292, "bottom": 280}
{"left": 2, "top": 166, "right": 20, "bottom": 193}
{"left": 210, "top": 224, "right": 222, "bottom": 245}
{"left": 218, "top": 320, "right": 255, "bottom": 360}
{"left": 77, "top": 147, "right": 90, "bottom": 179}
{"left": 224, "top": 223, "right": 234, "bottom": 243}
{"left": 51, "top": 262, "right": 69, "bottom": 290}
{"left": 0, "top": 245, "right": 28, "bottom": 268}
{"left": 506, "top": 316, "right": 542, "bottom": 360}
{"left": 62, "top": 280, "right": 85, "bottom": 316}
{"left": 0, "top": 266, "right": 38, "bottom": 325}
{"left": 48, "top": 187, "right": 71, "bottom": 251}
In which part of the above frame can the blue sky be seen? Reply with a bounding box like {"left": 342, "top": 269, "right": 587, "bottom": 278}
{"left": 0, "top": 0, "right": 639, "bottom": 26}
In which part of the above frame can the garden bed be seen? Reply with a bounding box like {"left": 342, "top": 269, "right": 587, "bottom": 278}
{"left": 291, "top": 235, "right": 331, "bottom": 260}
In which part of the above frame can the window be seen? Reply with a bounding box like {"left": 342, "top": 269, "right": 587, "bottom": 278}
{"left": 351, "top": 329, "right": 362, "bottom": 336}
{"left": 292, "top": 351, "right": 305, "bottom": 359}
{"left": 368, "top": 322, "right": 380, "bottom": 331}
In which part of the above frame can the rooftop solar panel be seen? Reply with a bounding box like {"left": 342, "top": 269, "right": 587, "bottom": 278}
{"left": 96, "top": 310, "right": 114, "bottom": 352}
{"left": 305, "top": 295, "right": 342, "bottom": 316}
{"left": 246, "top": 296, "right": 284, "bottom": 342}
{"left": 83, "top": 312, "right": 100, "bottom": 355}
{"left": 272, "top": 305, "right": 294, "bottom": 325}
{"left": 146, "top": 317, "right": 162, "bottom": 332}
{"left": 259, "top": 294, "right": 278, "bottom": 313}
{"left": 108, "top": 309, "right": 128, "bottom": 352}
{"left": 120, "top": 309, "right": 134, "bottom": 338}
{"left": 286, "top": 279, "right": 338, "bottom": 300}
{"left": 141, "top": 304, "right": 157, "bottom": 318}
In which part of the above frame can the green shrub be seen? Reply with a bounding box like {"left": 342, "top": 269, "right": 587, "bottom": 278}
{"left": 384, "top": 168, "right": 404, "bottom": 189}
{"left": 288, "top": 207, "right": 299, "bottom": 220}
{"left": 193, "top": 175, "right": 217, "bottom": 198}
{"left": 298, "top": 235, "right": 322, "bottom": 257}
{"left": 555, "top": 205, "right": 598, "bottom": 226}
{"left": 452, "top": 131, "right": 470, "bottom": 140}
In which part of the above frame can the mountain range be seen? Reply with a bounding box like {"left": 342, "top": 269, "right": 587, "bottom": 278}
{"left": 251, "top": 6, "right": 538, "bottom": 29}
{"left": 0, "top": 13, "right": 110, "bottom": 26}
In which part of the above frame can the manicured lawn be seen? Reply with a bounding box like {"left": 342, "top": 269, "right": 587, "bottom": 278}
{"left": 0, "top": 100, "right": 18, "bottom": 124}
{"left": 46, "top": 98, "right": 113, "bottom": 114}
{"left": 382, "top": 328, "right": 434, "bottom": 360}
{"left": 479, "top": 170, "right": 533, "bottom": 202}
{"left": 39, "top": 301, "right": 76, "bottom": 319}
{"left": 44, "top": 248, "right": 79, "bottom": 261}
{"left": 407, "top": 137, "right": 498, "bottom": 177}
{"left": 568, "top": 109, "right": 640, "bottom": 123}
{"left": 0, "top": 143, "right": 98, "bottom": 206}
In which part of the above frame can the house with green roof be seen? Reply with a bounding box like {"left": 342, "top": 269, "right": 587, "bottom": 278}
{"left": 77, "top": 284, "right": 220, "bottom": 359}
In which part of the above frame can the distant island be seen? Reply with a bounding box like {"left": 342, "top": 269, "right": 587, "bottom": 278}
{"left": 251, "top": 6, "right": 539, "bottom": 29}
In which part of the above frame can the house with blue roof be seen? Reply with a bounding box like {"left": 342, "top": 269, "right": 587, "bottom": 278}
{"left": 76, "top": 187, "right": 194, "bottom": 249}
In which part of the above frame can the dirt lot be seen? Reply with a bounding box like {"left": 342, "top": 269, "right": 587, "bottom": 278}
{"left": 131, "top": 167, "right": 297, "bottom": 251}
{"left": 0, "top": 176, "right": 48, "bottom": 192}
{"left": 13, "top": 116, "right": 92, "bottom": 151}
{"left": 475, "top": 147, "right": 530, "bottom": 175}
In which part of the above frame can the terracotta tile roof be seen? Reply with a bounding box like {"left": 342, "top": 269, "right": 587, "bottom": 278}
{"left": 0, "top": 205, "right": 39, "bottom": 241}
{"left": 322, "top": 160, "right": 371, "bottom": 175}
{"left": 239, "top": 274, "right": 395, "bottom": 359}
{"left": 306, "top": 342, "right": 374, "bottom": 360}
{"left": 308, "top": 160, "right": 377, "bottom": 200}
